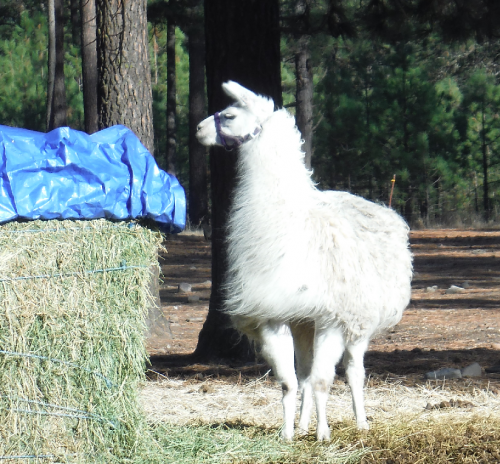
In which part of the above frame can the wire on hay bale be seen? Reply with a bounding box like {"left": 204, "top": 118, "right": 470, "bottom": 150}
{"left": 0, "top": 219, "right": 162, "bottom": 463}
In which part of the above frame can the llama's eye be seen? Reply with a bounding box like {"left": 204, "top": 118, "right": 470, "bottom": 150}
{"left": 224, "top": 114, "right": 235, "bottom": 120}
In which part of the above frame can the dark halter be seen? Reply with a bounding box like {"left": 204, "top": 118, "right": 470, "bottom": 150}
{"left": 214, "top": 112, "right": 262, "bottom": 151}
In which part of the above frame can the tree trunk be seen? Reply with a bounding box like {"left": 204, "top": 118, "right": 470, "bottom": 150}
{"left": 49, "top": 0, "right": 67, "bottom": 130}
{"left": 166, "top": 21, "right": 177, "bottom": 175}
{"left": 187, "top": 14, "right": 208, "bottom": 227}
{"left": 96, "top": 0, "right": 154, "bottom": 154}
{"left": 482, "top": 143, "right": 489, "bottom": 221}
{"left": 474, "top": 171, "right": 479, "bottom": 214}
{"left": 194, "top": 0, "right": 282, "bottom": 362}
{"left": 295, "top": 35, "right": 313, "bottom": 169}
{"left": 46, "top": 0, "right": 55, "bottom": 130}
{"left": 481, "top": 108, "right": 490, "bottom": 221}
{"left": 81, "top": 0, "right": 98, "bottom": 134}
{"left": 70, "top": 0, "right": 81, "bottom": 47}
{"left": 404, "top": 185, "right": 414, "bottom": 223}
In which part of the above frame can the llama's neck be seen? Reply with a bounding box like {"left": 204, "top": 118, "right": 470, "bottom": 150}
{"left": 234, "top": 109, "right": 316, "bottom": 214}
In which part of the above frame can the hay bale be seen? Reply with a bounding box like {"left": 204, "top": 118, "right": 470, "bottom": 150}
{"left": 0, "top": 219, "right": 162, "bottom": 463}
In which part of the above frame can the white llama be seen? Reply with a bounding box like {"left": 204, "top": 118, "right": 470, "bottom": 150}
{"left": 196, "top": 82, "right": 413, "bottom": 441}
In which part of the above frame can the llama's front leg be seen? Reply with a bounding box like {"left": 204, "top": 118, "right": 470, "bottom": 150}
{"left": 290, "top": 322, "right": 314, "bottom": 435}
{"left": 311, "top": 326, "right": 345, "bottom": 441}
{"left": 259, "top": 321, "right": 297, "bottom": 440}
{"left": 298, "top": 381, "right": 313, "bottom": 435}
{"left": 343, "top": 339, "right": 370, "bottom": 430}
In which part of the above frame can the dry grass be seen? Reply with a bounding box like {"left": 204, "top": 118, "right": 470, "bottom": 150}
{"left": 142, "top": 422, "right": 366, "bottom": 463}
{"left": 140, "top": 372, "right": 500, "bottom": 427}
{"left": 139, "top": 373, "right": 500, "bottom": 463}
{"left": 350, "top": 415, "right": 500, "bottom": 463}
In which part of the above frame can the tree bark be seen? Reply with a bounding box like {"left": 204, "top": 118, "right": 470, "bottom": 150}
{"left": 46, "top": 0, "right": 55, "bottom": 130}
{"left": 96, "top": 0, "right": 154, "bottom": 154}
{"left": 49, "top": 0, "right": 67, "bottom": 130}
{"left": 166, "top": 21, "right": 177, "bottom": 175}
{"left": 482, "top": 109, "right": 490, "bottom": 221}
{"left": 295, "top": 35, "right": 313, "bottom": 169}
{"left": 194, "top": 0, "right": 282, "bottom": 362}
{"left": 187, "top": 8, "right": 208, "bottom": 227}
{"left": 70, "top": 0, "right": 81, "bottom": 47}
{"left": 81, "top": 0, "right": 98, "bottom": 134}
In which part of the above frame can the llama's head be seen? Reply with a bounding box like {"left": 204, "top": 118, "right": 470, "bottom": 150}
{"left": 196, "top": 81, "right": 275, "bottom": 150}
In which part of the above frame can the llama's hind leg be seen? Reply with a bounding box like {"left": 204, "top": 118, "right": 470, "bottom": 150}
{"left": 310, "top": 326, "right": 345, "bottom": 441}
{"left": 290, "top": 321, "right": 314, "bottom": 435}
{"left": 259, "top": 321, "right": 298, "bottom": 440}
{"left": 343, "top": 338, "right": 370, "bottom": 430}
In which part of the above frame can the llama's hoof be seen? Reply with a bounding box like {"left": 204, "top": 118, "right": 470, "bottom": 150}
{"left": 357, "top": 420, "right": 370, "bottom": 431}
{"left": 316, "top": 426, "right": 331, "bottom": 442}
{"left": 297, "top": 427, "right": 309, "bottom": 437}
{"left": 281, "top": 429, "right": 294, "bottom": 441}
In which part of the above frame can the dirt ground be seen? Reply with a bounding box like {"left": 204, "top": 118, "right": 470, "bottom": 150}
{"left": 148, "top": 229, "right": 500, "bottom": 384}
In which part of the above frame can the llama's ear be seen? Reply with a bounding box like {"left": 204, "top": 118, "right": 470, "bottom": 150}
{"left": 222, "top": 81, "right": 258, "bottom": 107}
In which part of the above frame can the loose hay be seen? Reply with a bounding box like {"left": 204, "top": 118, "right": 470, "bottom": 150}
{"left": 141, "top": 374, "right": 500, "bottom": 463}
{"left": 145, "top": 422, "right": 367, "bottom": 464}
{"left": 0, "top": 219, "right": 162, "bottom": 463}
{"left": 140, "top": 374, "right": 500, "bottom": 429}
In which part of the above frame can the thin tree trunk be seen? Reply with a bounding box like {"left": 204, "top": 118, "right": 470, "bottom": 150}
{"left": 81, "top": 0, "right": 98, "bottom": 134}
{"left": 166, "top": 21, "right": 177, "bottom": 175}
{"left": 70, "top": 0, "right": 81, "bottom": 47}
{"left": 188, "top": 21, "right": 208, "bottom": 227}
{"left": 194, "top": 0, "right": 282, "bottom": 362}
{"left": 437, "top": 178, "right": 442, "bottom": 220}
{"left": 404, "top": 185, "right": 413, "bottom": 223}
{"left": 402, "top": 68, "right": 409, "bottom": 153}
{"left": 49, "top": 0, "right": 67, "bottom": 130}
{"left": 96, "top": 0, "right": 154, "bottom": 153}
{"left": 46, "top": 0, "right": 56, "bottom": 130}
{"left": 482, "top": 107, "right": 489, "bottom": 221}
{"left": 295, "top": 35, "right": 313, "bottom": 169}
{"left": 474, "top": 171, "right": 479, "bottom": 214}
{"left": 425, "top": 183, "right": 430, "bottom": 224}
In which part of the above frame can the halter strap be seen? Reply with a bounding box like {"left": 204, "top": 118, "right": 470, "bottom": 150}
{"left": 214, "top": 112, "right": 261, "bottom": 151}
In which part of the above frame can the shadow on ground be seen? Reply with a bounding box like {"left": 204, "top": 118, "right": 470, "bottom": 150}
{"left": 148, "top": 348, "right": 500, "bottom": 384}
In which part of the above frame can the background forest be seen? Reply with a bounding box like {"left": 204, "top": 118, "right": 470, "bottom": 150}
{"left": 2, "top": 0, "right": 500, "bottom": 226}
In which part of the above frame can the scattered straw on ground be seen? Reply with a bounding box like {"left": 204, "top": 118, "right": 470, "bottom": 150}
{"left": 139, "top": 374, "right": 500, "bottom": 463}
{"left": 141, "top": 374, "right": 500, "bottom": 429}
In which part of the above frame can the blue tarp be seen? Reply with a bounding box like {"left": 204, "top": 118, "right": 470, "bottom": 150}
{"left": 0, "top": 124, "right": 186, "bottom": 233}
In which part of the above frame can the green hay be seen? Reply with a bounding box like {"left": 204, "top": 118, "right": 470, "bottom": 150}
{"left": 140, "top": 422, "right": 367, "bottom": 464}
{"left": 0, "top": 219, "right": 162, "bottom": 463}
{"left": 140, "top": 415, "right": 500, "bottom": 464}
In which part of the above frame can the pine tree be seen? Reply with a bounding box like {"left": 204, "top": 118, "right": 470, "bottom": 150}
{"left": 461, "top": 69, "right": 500, "bottom": 220}
{"left": 96, "top": 0, "right": 154, "bottom": 153}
